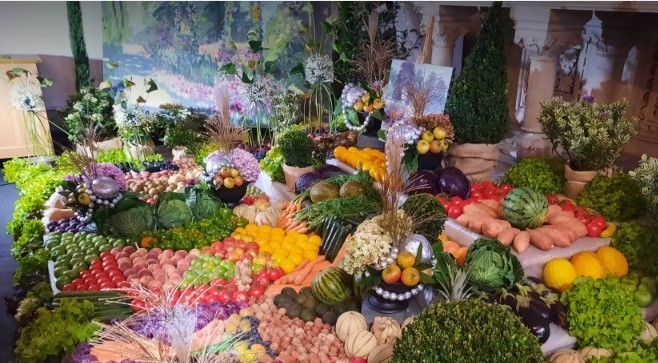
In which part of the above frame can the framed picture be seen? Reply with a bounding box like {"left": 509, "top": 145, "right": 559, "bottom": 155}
{"left": 384, "top": 59, "right": 454, "bottom": 118}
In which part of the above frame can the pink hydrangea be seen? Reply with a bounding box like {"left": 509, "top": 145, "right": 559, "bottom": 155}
{"left": 230, "top": 148, "right": 260, "bottom": 182}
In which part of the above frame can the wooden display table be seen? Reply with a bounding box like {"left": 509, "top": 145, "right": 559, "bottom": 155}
{"left": 0, "top": 55, "right": 53, "bottom": 159}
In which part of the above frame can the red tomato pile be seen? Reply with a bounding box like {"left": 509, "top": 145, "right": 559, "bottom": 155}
{"left": 547, "top": 197, "right": 607, "bottom": 237}
{"left": 437, "top": 181, "right": 514, "bottom": 219}
{"left": 242, "top": 194, "right": 270, "bottom": 205}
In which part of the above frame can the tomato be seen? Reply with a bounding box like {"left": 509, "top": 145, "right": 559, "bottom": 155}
{"left": 546, "top": 195, "right": 559, "bottom": 204}
{"left": 79, "top": 270, "right": 93, "bottom": 279}
{"left": 266, "top": 268, "right": 281, "bottom": 282}
{"left": 500, "top": 184, "right": 514, "bottom": 193}
{"left": 100, "top": 251, "right": 113, "bottom": 259}
{"left": 107, "top": 270, "right": 123, "bottom": 279}
{"left": 450, "top": 196, "right": 463, "bottom": 203}
{"left": 217, "top": 289, "right": 231, "bottom": 303}
{"left": 100, "top": 282, "right": 115, "bottom": 290}
{"left": 447, "top": 204, "right": 463, "bottom": 219}
{"left": 87, "top": 284, "right": 100, "bottom": 291}
{"left": 254, "top": 276, "right": 270, "bottom": 288}
{"left": 561, "top": 204, "right": 574, "bottom": 212}
{"left": 62, "top": 284, "right": 73, "bottom": 291}
{"left": 590, "top": 215, "right": 606, "bottom": 229}
{"left": 470, "top": 190, "right": 482, "bottom": 199}
{"left": 350, "top": 358, "right": 367, "bottom": 363}
{"left": 587, "top": 222, "right": 604, "bottom": 237}
{"left": 111, "top": 275, "right": 125, "bottom": 284}
{"left": 233, "top": 291, "right": 249, "bottom": 302}
{"left": 249, "top": 286, "right": 265, "bottom": 299}
{"left": 90, "top": 260, "right": 102, "bottom": 269}
{"left": 131, "top": 299, "right": 146, "bottom": 312}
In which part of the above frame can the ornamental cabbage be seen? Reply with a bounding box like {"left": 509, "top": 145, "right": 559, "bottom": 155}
{"left": 156, "top": 199, "right": 193, "bottom": 228}
{"left": 465, "top": 238, "right": 524, "bottom": 293}
{"left": 185, "top": 189, "right": 222, "bottom": 220}
{"left": 109, "top": 205, "right": 155, "bottom": 237}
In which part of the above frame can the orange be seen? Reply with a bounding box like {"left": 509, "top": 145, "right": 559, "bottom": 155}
{"left": 544, "top": 258, "right": 578, "bottom": 291}
{"left": 453, "top": 247, "right": 468, "bottom": 267}
{"left": 443, "top": 241, "right": 460, "bottom": 254}
{"left": 570, "top": 251, "right": 607, "bottom": 279}
{"left": 596, "top": 246, "right": 628, "bottom": 277}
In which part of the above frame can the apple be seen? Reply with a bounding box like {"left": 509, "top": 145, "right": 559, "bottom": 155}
{"left": 220, "top": 167, "right": 232, "bottom": 178}
{"left": 416, "top": 140, "right": 430, "bottom": 155}
{"left": 429, "top": 140, "right": 442, "bottom": 154}
{"left": 353, "top": 100, "right": 364, "bottom": 112}
{"left": 223, "top": 177, "right": 235, "bottom": 189}
{"left": 421, "top": 130, "right": 434, "bottom": 143}
{"left": 440, "top": 139, "right": 450, "bottom": 152}
{"left": 382, "top": 264, "right": 401, "bottom": 284}
{"left": 234, "top": 175, "right": 244, "bottom": 187}
{"left": 230, "top": 168, "right": 240, "bottom": 178}
{"left": 363, "top": 104, "right": 374, "bottom": 113}
{"left": 397, "top": 251, "right": 416, "bottom": 269}
{"left": 372, "top": 98, "right": 384, "bottom": 110}
{"left": 433, "top": 127, "right": 447, "bottom": 140}
{"left": 401, "top": 267, "right": 420, "bottom": 286}
{"left": 361, "top": 93, "right": 371, "bottom": 104}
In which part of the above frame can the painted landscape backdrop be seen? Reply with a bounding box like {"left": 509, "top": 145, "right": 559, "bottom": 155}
{"left": 102, "top": 2, "right": 318, "bottom": 111}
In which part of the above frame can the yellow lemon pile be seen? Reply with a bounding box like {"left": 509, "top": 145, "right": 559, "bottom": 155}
{"left": 543, "top": 246, "right": 629, "bottom": 291}
{"left": 233, "top": 223, "right": 321, "bottom": 274}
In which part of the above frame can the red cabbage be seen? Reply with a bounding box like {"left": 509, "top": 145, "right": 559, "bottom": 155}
{"left": 317, "top": 165, "right": 346, "bottom": 179}
{"left": 437, "top": 167, "right": 471, "bottom": 199}
{"left": 295, "top": 172, "right": 323, "bottom": 194}
{"left": 405, "top": 170, "right": 441, "bottom": 195}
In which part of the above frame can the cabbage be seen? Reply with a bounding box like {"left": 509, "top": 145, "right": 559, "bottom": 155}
{"left": 185, "top": 189, "right": 221, "bottom": 220}
{"left": 404, "top": 170, "right": 441, "bottom": 195}
{"left": 295, "top": 172, "right": 323, "bottom": 194}
{"left": 109, "top": 205, "right": 155, "bottom": 237}
{"left": 465, "top": 238, "right": 524, "bottom": 293}
{"left": 316, "top": 165, "right": 346, "bottom": 179}
{"left": 437, "top": 167, "right": 471, "bottom": 199}
{"left": 156, "top": 199, "right": 194, "bottom": 228}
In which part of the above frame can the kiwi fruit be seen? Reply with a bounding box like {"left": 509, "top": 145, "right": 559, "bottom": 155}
{"left": 286, "top": 303, "right": 302, "bottom": 319}
{"left": 303, "top": 297, "right": 319, "bottom": 311}
{"left": 274, "top": 294, "right": 292, "bottom": 308}
{"left": 296, "top": 293, "right": 309, "bottom": 305}
{"left": 322, "top": 311, "right": 338, "bottom": 325}
{"left": 300, "top": 308, "right": 316, "bottom": 322}
{"left": 281, "top": 287, "right": 298, "bottom": 298}
{"left": 315, "top": 303, "right": 330, "bottom": 317}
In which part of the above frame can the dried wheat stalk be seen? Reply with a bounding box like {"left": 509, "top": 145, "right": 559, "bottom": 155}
{"left": 354, "top": 11, "right": 397, "bottom": 86}
{"left": 206, "top": 89, "right": 247, "bottom": 152}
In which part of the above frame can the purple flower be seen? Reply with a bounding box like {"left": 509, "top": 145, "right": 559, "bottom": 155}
{"left": 582, "top": 94, "right": 596, "bottom": 104}
{"left": 70, "top": 343, "right": 99, "bottom": 363}
{"left": 602, "top": 111, "right": 610, "bottom": 119}
{"left": 230, "top": 148, "right": 261, "bottom": 182}
{"left": 90, "top": 163, "right": 128, "bottom": 191}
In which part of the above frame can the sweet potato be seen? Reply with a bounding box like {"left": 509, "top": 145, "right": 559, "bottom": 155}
{"left": 464, "top": 203, "right": 499, "bottom": 218}
{"left": 482, "top": 219, "right": 512, "bottom": 239}
{"left": 547, "top": 223, "right": 580, "bottom": 242}
{"left": 534, "top": 225, "right": 571, "bottom": 247}
{"left": 528, "top": 229, "right": 554, "bottom": 251}
{"left": 498, "top": 227, "right": 520, "bottom": 246}
{"left": 546, "top": 205, "right": 563, "bottom": 218}
{"left": 456, "top": 212, "right": 492, "bottom": 232}
{"left": 549, "top": 220, "right": 588, "bottom": 238}
{"left": 513, "top": 231, "right": 530, "bottom": 253}
{"left": 479, "top": 199, "right": 503, "bottom": 218}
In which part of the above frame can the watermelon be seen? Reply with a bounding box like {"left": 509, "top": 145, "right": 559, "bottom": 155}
{"left": 502, "top": 187, "right": 549, "bottom": 229}
{"left": 311, "top": 267, "right": 353, "bottom": 305}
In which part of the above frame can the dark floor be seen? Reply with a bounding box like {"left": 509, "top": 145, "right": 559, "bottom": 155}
{"left": 0, "top": 170, "right": 18, "bottom": 363}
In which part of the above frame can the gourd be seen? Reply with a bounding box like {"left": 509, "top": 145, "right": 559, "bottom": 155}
{"left": 233, "top": 204, "right": 258, "bottom": 224}
{"left": 579, "top": 346, "right": 613, "bottom": 360}
{"left": 400, "top": 316, "right": 415, "bottom": 331}
{"left": 336, "top": 311, "right": 368, "bottom": 342}
{"left": 345, "top": 330, "right": 378, "bottom": 358}
{"left": 368, "top": 344, "right": 394, "bottom": 363}
{"left": 549, "top": 349, "right": 584, "bottom": 363}
{"left": 253, "top": 199, "right": 271, "bottom": 211}
{"left": 370, "top": 317, "right": 402, "bottom": 345}
{"left": 641, "top": 321, "right": 658, "bottom": 344}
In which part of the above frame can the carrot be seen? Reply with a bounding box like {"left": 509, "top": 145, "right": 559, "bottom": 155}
{"left": 294, "top": 263, "right": 315, "bottom": 285}
{"left": 482, "top": 220, "right": 512, "bottom": 239}
{"left": 310, "top": 260, "right": 332, "bottom": 274}
{"left": 285, "top": 220, "right": 302, "bottom": 231}
{"left": 513, "top": 231, "right": 531, "bottom": 253}
{"left": 498, "top": 227, "right": 520, "bottom": 246}
{"left": 292, "top": 259, "right": 310, "bottom": 273}
{"left": 332, "top": 240, "right": 348, "bottom": 264}
{"left": 528, "top": 229, "right": 554, "bottom": 251}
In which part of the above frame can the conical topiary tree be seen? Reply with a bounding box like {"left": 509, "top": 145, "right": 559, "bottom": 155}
{"left": 445, "top": 1, "right": 509, "bottom": 145}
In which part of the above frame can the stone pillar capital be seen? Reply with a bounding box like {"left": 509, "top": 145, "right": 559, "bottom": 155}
{"left": 582, "top": 12, "right": 635, "bottom": 56}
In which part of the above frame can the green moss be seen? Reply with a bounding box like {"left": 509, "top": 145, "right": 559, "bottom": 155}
{"left": 503, "top": 157, "right": 565, "bottom": 195}
{"left": 579, "top": 174, "right": 645, "bottom": 222}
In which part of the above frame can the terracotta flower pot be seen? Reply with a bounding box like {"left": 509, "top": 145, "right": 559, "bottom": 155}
{"left": 563, "top": 164, "right": 611, "bottom": 199}
{"left": 282, "top": 163, "right": 315, "bottom": 192}
{"left": 123, "top": 139, "right": 155, "bottom": 161}
{"left": 447, "top": 143, "right": 499, "bottom": 181}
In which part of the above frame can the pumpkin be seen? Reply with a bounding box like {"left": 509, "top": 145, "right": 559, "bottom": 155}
{"left": 345, "top": 330, "right": 378, "bottom": 358}
{"left": 549, "top": 349, "right": 584, "bottom": 363}
{"left": 253, "top": 199, "right": 271, "bottom": 211}
{"left": 401, "top": 316, "right": 415, "bottom": 331}
{"left": 255, "top": 210, "right": 278, "bottom": 226}
{"left": 370, "top": 317, "right": 401, "bottom": 345}
{"left": 368, "top": 344, "right": 394, "bottom": 363}
{"left": 579, "top": 346, "right": 613, "bottom": 360}
{"left": 233, "top": 204, "right": 258, "bottom": 224}
{"left": 642, "top": 321, "right": 658, "bottom": 344}
{"left": 336, "top": 311, "right": 368, "bottom": 342}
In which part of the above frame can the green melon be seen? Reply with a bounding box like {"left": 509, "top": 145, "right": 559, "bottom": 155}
{"left": 311, "top": 267, "right": 353, "bottom": 305}
{"left": 502, "top": 187, "right": 549, "bottom": 229}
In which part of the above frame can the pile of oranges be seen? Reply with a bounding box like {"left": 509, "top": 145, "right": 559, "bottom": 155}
{"left": 333, "top": 146, "right": 386, "bottom": 181}
{"left": 231, "top": 224, "right": 322, "bottom": 275}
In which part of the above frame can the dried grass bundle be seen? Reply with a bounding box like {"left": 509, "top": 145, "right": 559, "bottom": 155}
{"left": 56, "top": 125, "right": 100, "bottom": 180}
{"left": 206, "top": 89, "right": 247, "bottom": 153}
{"left": 354, "top": 12, "right": 397, "bottom": 86}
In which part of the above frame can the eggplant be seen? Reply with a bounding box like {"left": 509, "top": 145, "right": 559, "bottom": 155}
{"left": 529, "top": 298, "right": 553, "bottom": 322}
{"left": 498, "top": 292, "right": 551, "bottom": 344}
{"left": 549, "top": 300, "right": 568, "bottom": 329}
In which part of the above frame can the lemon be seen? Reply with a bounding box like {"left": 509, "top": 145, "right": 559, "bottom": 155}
{"left": 596, "top": 246, "right": 628, "bottom": 277}
{"left": 570, "top": 251, "right": 607, "bottom": 279}
{"left": 309, "top": 235, "right": 322, "bottom": 246}
{"left": 543, "top": 258, "right": 578, "bottom": 291}
{"left": 288, "top": 253, "right": 304, "bottom": 265}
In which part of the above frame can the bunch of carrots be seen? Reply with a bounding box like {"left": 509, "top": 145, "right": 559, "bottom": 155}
{"left": 276, "top": 199, "right": 309, "bottom": 233}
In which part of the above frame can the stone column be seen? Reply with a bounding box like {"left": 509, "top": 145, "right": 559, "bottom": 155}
{"left": 417, "top": 3, "right": 478, "bottom": 67}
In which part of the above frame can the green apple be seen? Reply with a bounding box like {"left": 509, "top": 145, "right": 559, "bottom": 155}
{"left": 433, "top": 127, "right": 447, "bottom": 140}
{"left": 421, "top": 130, "right": 434, "bottom": 143}
{"left": 416, "top": 140, "right": 430, "bottom": 155}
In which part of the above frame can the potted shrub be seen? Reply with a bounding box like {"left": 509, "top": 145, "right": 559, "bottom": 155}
{"left": 278, "top": 130, "right": 317, "bottom": 191}
{"left": 539, "top": 96, "right": 638, "bottom": 198}
{"left": 157, "top": 104, "right": 207, "bottom": 160}
{"left": 113, "top": 102, "right": 156, "bottom": 161}
{"left": 444, "top": 2, "right": 509, "bottom": 181}
{"left": 62, "top": 86, "right": 120, "bottom": 156}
